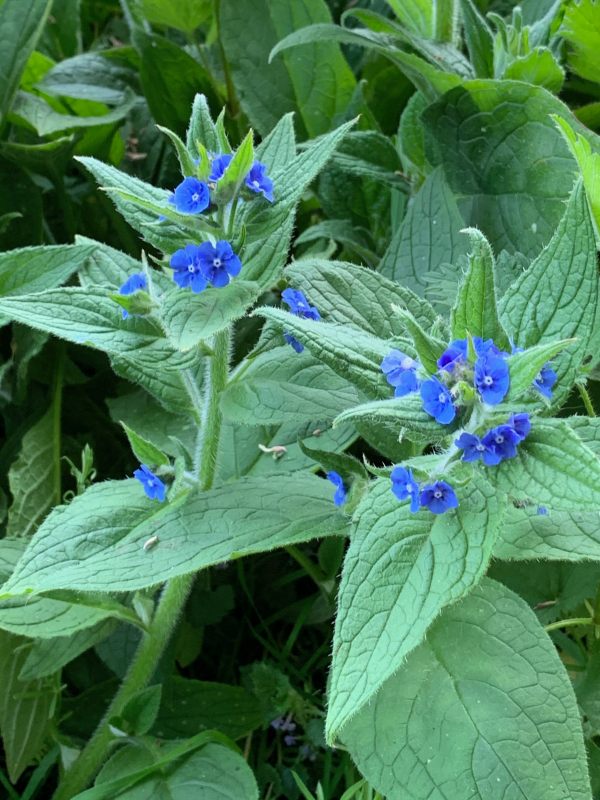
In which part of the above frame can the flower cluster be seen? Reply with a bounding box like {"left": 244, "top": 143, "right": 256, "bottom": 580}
{"left": 383, "top": 334, "right": 556, "bottom": 515}
{"left": 281, "top": 288, "right": 320, "bottom": 353}
{"left": 391, "top": 467, "right": 458, "bottom": 515}
{"left": 131, "top": 150, "right": 274, "bottom": 503}
{"left": 455, "top": 412, "right": 530, "bottom": 466}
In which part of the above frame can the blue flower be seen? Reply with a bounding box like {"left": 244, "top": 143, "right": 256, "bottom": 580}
{"left": 420, "top": 481, "right": 458, "bottom": 514}
{"left": 454, "top": 432, "right": 491, "bottom": 463}
{"left": 172, "top": 177, "right": 210, "bottom": 214}
{"left": 421, "top": 377, "right": 456, "bottom": 424}
{"left": 537, "top": 506, "right": 548, "bottom": 516}
{"left": 533, "top": 363, "right": 557, "bottom": 398}
{"left": 169, "top": 244, "right": 208, "bottom": 293}
{"left": 209, "top": 153, "right": 233, "bottom": 181}
{"left": 390, "top": 466, "right": 420, "bottom": 512}
{"left": 509, "top": 412, "right": 531, "bottom": 441}
{"left": 326, "top": 471, "right": 347, "bottom": 506}
{"left": 134, "top": 464, "right": 166, "bottom": 502}
{"left": 381, "top": 350, "right": 419, "bottom": 397}
{"left": 245, "top": 161, "right": 274, "bottom": 202}
{"left": 196, "top": 240, "right": 242, "bottom": 287}
{"left": 481, "top": 424, "right": 521, "bottom": 465}
{"left": 438, "top": 339, "right": 468, "bottom": 372}
{"left": 281, "top": 288, "right": 320, "bottom": 353}
{"left": 118, "top": 272, "right": 147, "bottom": 319}
{"left": 474, "top": 354, "right": 510, "bottom": 405}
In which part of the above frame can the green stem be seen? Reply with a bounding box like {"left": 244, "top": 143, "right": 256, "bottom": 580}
{"left": 52, "top": 331, "right": 231, "bottom": 799}
{"left": 195, "top": 328, "right": 230, "bottom": 489}
{"left": 286, "top": 546, "right": 327, "bottom": 587}
{"left": 544, "top": 617, "right": 593, "bottom": 633}
{"left": 578, "top": 383, "right": 596, "bottom": 417}
{"left": 51, "top": 574, "right": 194, "bottom": 800}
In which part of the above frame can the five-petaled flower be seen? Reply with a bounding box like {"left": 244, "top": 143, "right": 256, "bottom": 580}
{"left": 134, "top": 464, "right": 166, "bottom": 502}
{"left": 421, "top": 377, "right": 456, "bottom": 424}
{"left": 118, "top": 272, "right": 147, "bottom": 319}
{"left": 420, "top": 481, "right": 458, "bottom": 514}
{"left": 481, "top": 424, "right": 521, "bottom": 465}
{"left": 326, "top": 471, "right": 347, "bottom": 506}
{"left": 534, "top": 363, "right": 557, "bottom": 398}
{"left": 196, "top": 240, "right": 242, "bottom": 287}
{"left": 381, "top": 350, "right": 419, "bottom": 397}
{"left": 454, "top": 432, "right": 491, "bottom": 464}
{"left": 390, "top": 466, "right": 420, "bottom": 512}
{"left": 209, "top": 153, "right": 233, "bottom": 181}
{"left": 169, "top": 244, "right": 208, "bottom": 293}
{"left": 474, "top": 353, "right": 509, "bottom": 405}
{"left": 245, "top": 161, "right": 274, "bottom": 202}
{"left": 281, "top": 288, "right": 320, "bottom": 353}
{"left": 171, "top": 177, "right": 210, "bottom": 214}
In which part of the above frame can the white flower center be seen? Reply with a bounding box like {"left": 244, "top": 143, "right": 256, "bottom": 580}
{"left": 187, "top": 264, "right": 195, "bottom": 273}
{"left": 192, "top": 192, "right": 199, "bottom": 202}
{"left": 476, "top": 444, "right": 485, "bottom": 451}
{"left": 483, "top": 375, "right": 494, "bottom": 386}
{"left": 438, "top": 392, "right": 447, "bottom": 404}
{"left": 495, "top": 435, "right": 504, "bottom": 444}
{"left": 434, "top": 490, "right": 443, "bottom": 499}
{"left": 401, "top": 356, "right": 415, "bottom": 370}
{"left": 252, "top": 180, "right": 260, "bottom": 189}
{"left": 213, "top": 258, "right": 222, "bottom": 268}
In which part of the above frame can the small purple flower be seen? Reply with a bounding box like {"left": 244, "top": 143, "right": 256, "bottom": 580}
{"left": 299, "top": 744, "right": 317, "bottom": 762}
{"left": 171, "top": 177, "right": 210, "bottom": 214}
{"left": 196, "top": 240, "right": 242, "bottom": 287}
{"left": 455, "top": 432, "right": 491, "bottom": 463}
{"left": 134, "top": 464, "right": 166, "bottom": 502}
{"left": 169, "top": 244, "right": 208, "bottom": 293}
{"left": 209, "top": 153, "right": 233, "bottom": 181}
{"left": 509, "top": 412, "right": 531, "bottom": 441}
{"left": 391, "top": 466, "right": 420, "bottom": 512}
{"left": 420, "top": 481, "right": 458, "bottom": 514}
{"left": 438, "top": 339, "right": 468, "bottom": 372}
{"left": 326, "top": 471, "right": 347, "bottom": 506}
{"left": 245, "top": 161, "right": 274, "bottom": 202}
{"left": 534, "top": 363, "right": 557, "bottom": 399}
{"left": 281, "top": 288, "right": 320, "bottom": 353}
{"left": 474, "top": 354, "right": 510, "bottom": 405}
{"left": 537, "top": 506, "right": 548, "bottom": 516}
{"left": 118, "top": 273, "right": 147, "bottom": 319}
{"left": 381, "top": 350, "right": 419, "bottom": 397}
{"left": 421, "top": 377, "right": 456, "bottom": 425}
{"left": 271, "top": 715, "right": 296, "bottom": 737}
{"left": 481, "top": 424, "right": 521, "bottom": 465}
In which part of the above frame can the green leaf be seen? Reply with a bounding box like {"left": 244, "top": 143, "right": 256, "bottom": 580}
{"left": 254, "top": 306, "right": 390, "bottom": 397}
{"left": 333, "top": 393, "right": 453, "bottom": 442}
{"left": 0, "top": 595, "right": 115, "bottom": 639}
{"left": 459, "top": 0, "right": 494, "bottom": 77}
{"left": 386, "top": 0, "right": 433, "bottom": 37}
{"left": 11, "top": 89, "right": 136, "bottom": 136}
{"left": 494, "top": 504, "right": 600, "bottom": 561}
{"left": 219, "top": 0, "right": 355, "bottom": 138}
{"left": 451, "top": 227, "right": 509, "bottom": 348}
{"left": 255, "top": 112, "right": 296, "bottom": 172}
{"left": 341, "top": 578, "right": 592, "bottom": 800}
{"left": 0, "top": 0, "right": 52, "bottom": 122}
{"left": 503, "top": 48, "right": 565, "bottom": 93}
{"left": 379, "top": 167, "right": 469, "bottom": 292}
{"left": 86, "top": 739, "right": 258, "bottom": 800}
{"left": 7, "top": 410, "right": 57, "bottom": 538}
{"left": 0, "top": 631, "right": 56, "bottom": 782}
{"left": 423, "top": 81, "right": 590, "bottom": 259}
{"left": 326, "top": 475, "right": 502, "bottom": 742}
{"left": 221, "top": 347, "right": 359, "bottom": 426}
{"left": 560, "top": 0, "right": 600, "bottom": 83}
{"left": 121, "top": 423, "right": 169, "bottom": 468}
{"left": 19, "top": 619, "right": 116, "bottom": 680}
{"left": 37, "top": 52, "right": 134, "bottom": 105}
{"left": 132, "top": 29, "right": 217, "bottom": 135}
{"left": 0, "top": 242, "right": 97, "bottom": 299}
{"left": 504, "top": 339, "right": 574, "bottom": 404}
{"left": 186, "top": 93, "right": 218, "bottom": 156}
{"left": 214, "top": 130, "right": 254, "bottom": 203}
{"left": 554, "top": 116, "right": 600, "bottom": 243}
{"left": 391, "top": 305, "right": 445, "bottom": 374}
{"left": 489, "top": 419, "right": 600, "bottom": 512}
{"left": 162, "top": 281, "right": 260, "bottom": 351}
{"left": 139, "top": 0, "right": 212, "bottom": 33}
{"left": 500, "top": 179, "right": 599, "bottom": 403}
{"left": 114, "top": 685, "right": 162, "bottom": 736}
{"left": 286, "top": 259, "right": 438, "bottom": 338}
{"left": 154, "top": 677, "right": 263, "bottom": 740}
{"left": 3, "top": 475, "right": 348, "bottom": 595}
{"left": 156, "top": 125, "right": 197, "bottom": 177}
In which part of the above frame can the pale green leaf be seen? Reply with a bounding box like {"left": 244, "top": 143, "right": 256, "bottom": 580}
{"left": 11, "top": 89, "right": 136, "bottom": 136}
{"left": 560, "top": 0, "right": 600, "bottom": 82}
{"left": 341, "top": 578, "right": 592, "bottom": 800}
{"left": 332, "top": 393, "right": 452, "bottom": 442}
{"left": 326, "top": 475, "right": 502, "bottom": 742}
{"left": 121, "top": 423, "right": 170, "bottom": 468}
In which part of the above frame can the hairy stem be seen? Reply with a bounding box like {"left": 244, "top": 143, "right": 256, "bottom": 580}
{"left": 52, "top": 330, "right": 230, "bottom": 799}
{"left": 578, "top": 382, "right": 596, "bottom": 417}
